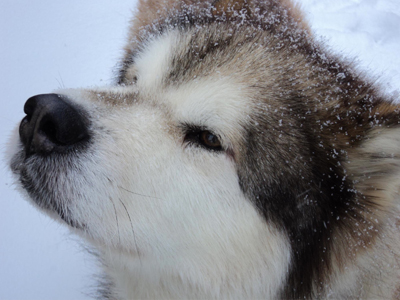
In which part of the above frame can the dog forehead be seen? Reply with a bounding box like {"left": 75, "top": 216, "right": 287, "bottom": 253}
{"left": 134, "top": 31, "right": 180, "bottom": 92}
{"left": 165, "top": 77, "right": 251, "bottom": 134}
{"left": 133, "top": 29, "right": 252, "bottom": 137}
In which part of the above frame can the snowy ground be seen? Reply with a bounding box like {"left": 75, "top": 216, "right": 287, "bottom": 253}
{"left": 0, "top": 0, "right": 399, "bottom": 299}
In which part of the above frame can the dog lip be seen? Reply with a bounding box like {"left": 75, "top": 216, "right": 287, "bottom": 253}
{"left": 17, "top": 164, "right": 86, "bottom": 230}
{"left": 10, "top": 150, "right": 25, "bottom": 175}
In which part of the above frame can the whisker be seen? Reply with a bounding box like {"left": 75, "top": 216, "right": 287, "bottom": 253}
{"left": 57, "top": 71, "right": 66, "bottom": 89}
{"left": 118, "top": 198, "right": 142, "bottom": 265}
{"left": 108, "top": 197, "right": 121, "bottom": 245}
{"left": 118, "top": 186, "right": 160, "bottom": 200}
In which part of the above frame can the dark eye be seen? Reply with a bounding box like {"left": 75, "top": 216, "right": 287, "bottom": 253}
{"left": 184, "top": 127, "right": 223, "bottom": 152}
{"left": 200, "top": 131, "right": 222, "bottom": 150}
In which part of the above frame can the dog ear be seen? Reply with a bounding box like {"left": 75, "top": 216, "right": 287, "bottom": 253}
{"left": 343, "top": 101, "right": 400, "bottom": 218}
{"left": 317, "top": 83, "right": 400, "bottom": 218}
{"left": 131, "top": 0, "right": 178, "bottom": 34}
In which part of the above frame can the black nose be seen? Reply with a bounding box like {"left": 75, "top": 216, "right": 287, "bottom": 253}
{"left": 19, "top": 93, "right": 90, "bottom": 155}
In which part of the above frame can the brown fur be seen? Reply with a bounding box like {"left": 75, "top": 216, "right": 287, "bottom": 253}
{"left": 11, "top": 0, "right": 400, "bottom": 298}
{"left": 115, "top": 1, "right": 400, "bottom": 297}
{"left": 119, "top": 0, "right": 310, "bottom": 84}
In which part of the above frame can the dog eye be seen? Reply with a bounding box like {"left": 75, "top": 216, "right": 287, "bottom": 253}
{"left": 184, "top": 128, "right": 223, "bottom": 151}
{"left": 200, "top": 131, "right": 222, "bottom": 150}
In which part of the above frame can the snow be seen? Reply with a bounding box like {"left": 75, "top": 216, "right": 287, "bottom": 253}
{"left": 0, "top": 0, "right": 399, "bottom": 299}
{"left": 298, "top": 0, "right": 400, "bottom": 95}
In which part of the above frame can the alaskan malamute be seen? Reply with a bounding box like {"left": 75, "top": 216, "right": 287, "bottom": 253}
{"left": 9, "top": 0, "right": 400, "bottom": 298}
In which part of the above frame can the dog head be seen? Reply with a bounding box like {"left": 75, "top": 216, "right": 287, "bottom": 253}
{"left": 9, "top": 0, "right": 400, "bottom": 298}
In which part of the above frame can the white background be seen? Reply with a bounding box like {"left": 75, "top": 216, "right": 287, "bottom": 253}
{"left": 1, "top": 0, "right": 399, "bottom": 299}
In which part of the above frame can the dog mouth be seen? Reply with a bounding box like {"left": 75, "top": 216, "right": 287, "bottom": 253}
{"left": 11, "top": 154, "right": 84, "bottom": 229}
{"left": 10, "top": 93, "right": 91, "bottom": 229}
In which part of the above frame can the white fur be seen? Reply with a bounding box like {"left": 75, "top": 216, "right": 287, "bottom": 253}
{"left": 32, "top": 32, "right": 292, "bottom": 298}
{"left": 135, "top": 31, "right": 180, "bottom": 91}
{"left": 8, "top": 1, "right": 400, "bottom": 298}
{"left": 52, "top": 85, "right": 292, "bottom": 298}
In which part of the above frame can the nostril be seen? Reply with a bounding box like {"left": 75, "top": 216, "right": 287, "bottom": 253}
{"left": 39, "top": 117, "right": 59, "bottom": 145}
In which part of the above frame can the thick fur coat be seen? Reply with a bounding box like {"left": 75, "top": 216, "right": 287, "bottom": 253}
{"left": 9, "top": 0, "right": 400, "bottom": 299}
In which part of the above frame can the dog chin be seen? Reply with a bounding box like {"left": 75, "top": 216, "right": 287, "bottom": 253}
{"left": 10, "top": 154, "right": 84, "bottom": 230}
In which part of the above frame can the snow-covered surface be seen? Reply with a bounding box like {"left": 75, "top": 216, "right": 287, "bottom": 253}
{"left": 0, "top": 0, "right": 399, "bottom": 299}
{"left": 299, "top": 0, "right": 400, "bottom": 95}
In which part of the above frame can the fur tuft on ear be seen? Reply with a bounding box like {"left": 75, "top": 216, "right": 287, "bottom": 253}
{"left": 346, "top": 126, "right": 400, "bottom": 218}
